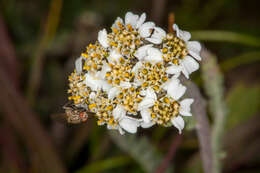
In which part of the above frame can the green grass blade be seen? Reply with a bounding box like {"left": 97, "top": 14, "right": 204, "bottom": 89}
{"left": 191, "top": 31, "right": 260, "bottom": 47}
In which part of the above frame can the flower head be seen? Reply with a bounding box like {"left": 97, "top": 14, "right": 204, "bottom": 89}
{"left": 67, "top": 12, "right": 201, "bottom": 134}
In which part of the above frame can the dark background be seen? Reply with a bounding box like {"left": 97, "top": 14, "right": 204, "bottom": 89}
{"left": 0, "top": 0, "right": 260, "bottom": 172}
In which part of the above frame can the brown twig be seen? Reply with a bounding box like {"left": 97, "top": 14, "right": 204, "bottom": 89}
{"left": 155, "top": 135, "right": 183, "bottom": 173}
{"left": 168, "top": 12, "right": 175, "bottom": 33}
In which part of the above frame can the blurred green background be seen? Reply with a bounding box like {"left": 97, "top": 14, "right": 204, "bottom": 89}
{"left": 0, "top": 0, "right": 260, "bottom": 173}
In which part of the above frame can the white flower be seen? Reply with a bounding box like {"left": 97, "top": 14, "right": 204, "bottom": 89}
{"left": 136, "top": 13, "right": 146, "bottom": 29}
{"left": 138, "top": 88, "right": 157, "bottom": 111}
{"left": 145, "top": 46, "right": 163, "bottom": 63}
{"left": 97, "top": 62, "right": 111, "bottom": 79}
{"left": 108, "top": 87, "right": 120, "bottom": 99}
{"left": 138, "top": 22, "right": 155, "bottom": 37}
{"left": 125, "top": 12, "right": 139, "bottom": 28}
{"left": 171, "top": 98, "right": 194, "bottom": 133}
{"left": 141, "top": 121, "right": 155, "bottom": 128}
{"left": 107, "top": 49, "right": 122, "bottom": 64}
{"left": 140, "top": 109, "right": 151, "bottom": 123}
{"left": 173, "top": 24, "right": 191, "bottom": 42}
{"left": 135, "top": 45, "right": 163, "bottom": 63}
{"left": 166, "top": 63, "right": 182, "bottom": 76}
{"left": 171, "top": 116, "right": 184, "bottom": 134}
{"left": 146, "top": 27, "right": 166, "bottom": 44}
{"left": 112, "top": 17, "right": 124, "bottom": 29}
{"left": 131, "top": 61, "right": 143, "bottom": 74}
{"left": 84, "top": 73, "right": 111, "bottom": 92}
{"left": 75, "top": 56, "right": 83, "bottom": 73}
{"left": 113, "top": 105, "right": 140, "bottom": 133}
{"left": 138, "top": 88, "right": 157, "bottom": 126}
{"left": 98, "top": 29, "right": 109, "bottom": 48}
{"left": 134, "top": 44, "right": 153, "bottom": 61}
{"left": 179, "top": 98, "right": 193, "bottom": 116}
{"left": 180, "top": 56, "right": 199, "bottom": 78}
{"left": 173, "top": 24, "right": 202, "bottom": 78}
{"left": 162, "top": 77, "right": 186, "bottom": 100}
{"left": 120, "top": 81, "right": 132, "bottom": 89}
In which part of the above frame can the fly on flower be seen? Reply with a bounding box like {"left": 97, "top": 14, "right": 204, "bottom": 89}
{"left": 66, "top": 12, "right": 201, "bottom": 134}
{"left": 63, "top": 102, "right": 89, "bottom": 124}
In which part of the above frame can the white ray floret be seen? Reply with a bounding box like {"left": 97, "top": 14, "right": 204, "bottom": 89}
{"left": 98, "top": 29, "right": 109, "bottom": 48}
{"left": 173, "top": 24, "right": 202, "bottom": 78}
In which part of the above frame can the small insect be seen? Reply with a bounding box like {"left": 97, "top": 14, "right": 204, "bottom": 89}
{"left": 63, "top": 102, "right": 89, "bottom": 124}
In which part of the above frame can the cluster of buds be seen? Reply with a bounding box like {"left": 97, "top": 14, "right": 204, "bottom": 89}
{"left": 67, "top": 12, "right": 201, "bottom": 134}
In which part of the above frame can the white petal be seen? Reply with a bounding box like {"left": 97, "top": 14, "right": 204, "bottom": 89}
{"left": 138, "top": 88, "right": 156, "bottom": 110}
{"left": 84, "top": 74, "right": 103, "bottom": 91}
{"left": 173, "top": 24, "right": 191, "bottom": 42}
{"left": 138, "top": 98, "right": 155, "bottom": 111}
{"left": 136, "top": 13, "right": 146, "bottom": 29}
{"left": 171, "top": 116, "right": 185, "bottom": 134}
{"left": 145, "top": 47, "right": 163, "bottom": 63}
{"left": 180, "top": 98, "right": 194, "bottom": 116}
{"left": 187, "top": 41, "right": 202, "bottom": 61}
{"left": 89, "top": 92, "right": 96, "bottom": 100}
{"left": 101, "top": 80, "right": 112, "bottom": 92}
{"left": 153, "top": 27, "right": 166, "bottom": 38}
{"left": 141, "top": 121, "right": 155, "bottom": 128}
{"left": 166, "top": 64, "right": 182, "bottom": 75}
{"left": 145, "top": 87, "right": 157, "bottom": 100}
{"left": 125, "top": 12, "right": 138, "bottom": 28}
{"left": 107, "top": 50, "right": 122, "bottom": 64}
{"left": 164, "top": 78, "right": 186, "bottom": 100}
{"left": 113, "top": 104, "right": 126, "bottom": 120}
{"left": 75, "top": 56, "right": 83, "bottom": 73}
{"left": 145, "top": 37, "right": 163, "bottom": 44}
{"left": 119, "top": 117, "right": 139, "bottom": 133}
{"left": 112, "top": 17, "right": 124, "bottom": 29}
{"left": 97, "top": 62, "right": 111, "bottom": 79}
{"left": 146, "top": 27, "right": 166, "bottom": 44}
{"left": 139, "top": 22, "right": 155, "bottom": 38}
{"left": 140, "top": 109, "right": 151, "bottom": 123}
{"left": 134, "top": 44, "right": 152, "bottom": 60}
{"left": 98, "top": 29, "right": 109, "bottom": 48}
{"left": 120, "top": 81, "right": 131, "bottom": 89}
{"left": 118, "top": 126, "right": 125, "bottom": 135}
{"left": 131, "top": 61, "right": 143, "bottom": 74}
{"left": 108, "top": 87, "right": 120, "bottom": 99}
{"left": 181, "top": 56, "right": 200, "bottom": 78}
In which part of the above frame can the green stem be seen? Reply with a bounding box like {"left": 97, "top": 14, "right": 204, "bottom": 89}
{"left": 201, "top": 49, "right": 227, "bottom": 173}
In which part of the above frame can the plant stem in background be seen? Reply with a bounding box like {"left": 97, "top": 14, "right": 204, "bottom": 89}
{"left": 183, "top": 79, "right": 213, "bottom": 173}
{"left": 26, "top": 0, "right": 63, "bottom": 102}
{"left": 155, "top": 135, "right": 182, "bottom": 173}
{"left": 201, "top": 48, "right": 227, "bottom": 173}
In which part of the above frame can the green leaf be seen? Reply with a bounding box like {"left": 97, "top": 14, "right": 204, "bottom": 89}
{"left": 220, "top": 51, "right": 260, "bottom": 72}
{"left": 76, "top": 155, "right": 131, "bottom": 173}
{"left": 109, "top": 132, "right": 173, "bottom": 173}
{"left": 226, "top": 84, "right": 260, "bottom": 129}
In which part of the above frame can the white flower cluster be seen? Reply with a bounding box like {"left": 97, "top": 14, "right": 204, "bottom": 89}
{"left": 67, "top": 12, "right": 201, "bottom": 135}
